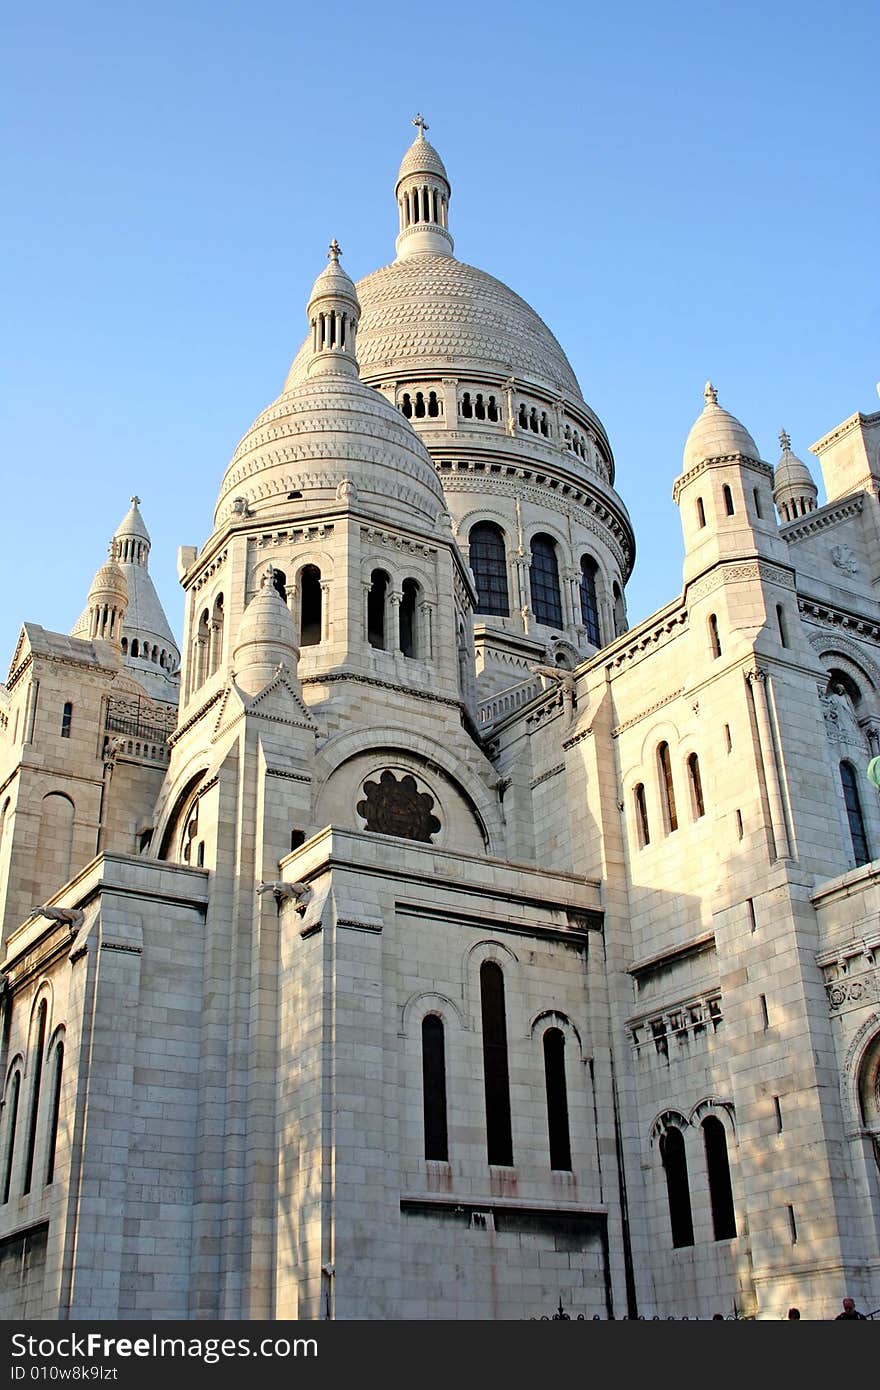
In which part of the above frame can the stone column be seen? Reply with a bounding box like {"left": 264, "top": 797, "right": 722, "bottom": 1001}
{"left": 746, "top": 668, "right": 791, "bottom": 860}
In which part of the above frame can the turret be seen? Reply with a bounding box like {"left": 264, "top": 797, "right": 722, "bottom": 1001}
{"left": 674, "top": 382, "right": 786, "bottom": 586}
{"left": 72, "top": 548, "right": 129, "bottom": 651}
{"left": 774, "top": 430, "right": 818, "bottom": 522}
{"left": 232, "top": 564, "right": 301, "bottom": 697}
{"left": 394, "top": 113, "right": 453, "bottom": 260}
{"left": 306, "top": 240, "right": 361, "bottom": 379}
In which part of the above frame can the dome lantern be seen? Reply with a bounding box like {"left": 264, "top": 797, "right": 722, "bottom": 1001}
{"left": 395, "top": 114, "right": 454, "bottom": 261}
{"left": 306, "top": 240, "right": 361, "bottom": 379}
{"left": 774, "top": 428, "right": 818, "bottom": 522}
{"left": 74, "top": 545, "right": 129, "bottom": 650}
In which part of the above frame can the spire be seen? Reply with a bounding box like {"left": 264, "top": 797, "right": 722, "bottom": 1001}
{"left": 113, "top": 495, "right": 151, "bottom": 566}
{"left": 306, "top": 241, "right": 361, "bottom": 379}
{"left": 395, "top": 114, "right": 454, "bottom": 260}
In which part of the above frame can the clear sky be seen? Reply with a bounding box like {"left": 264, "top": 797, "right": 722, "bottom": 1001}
{"left": 1, "top": 0, "right": 877, "bottom": 665}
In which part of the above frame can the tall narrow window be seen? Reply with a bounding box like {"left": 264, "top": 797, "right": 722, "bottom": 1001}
{"left": 696, "top": 497, "right": 706, "bottom": 528}
{"left": 399, "top": 579, "right": 419, "bottom": 658}
{"left": 480, "top": 962, "right": 513, "bottom": 1166}
{"left": 530, "top": 535, "right": 563, "bottom": 627}
{"left": 702, "top": 1116, "right": 736, "bottom": 1240}
{"left": 659, "top": 1127, "right": 694, "bottom": 1248}
{"left": 723, "top": 484, "right": 735, "bottom": 516}
{"left": 543, "top": 1029, "right": 571, "bottom": 1170}
{"left": 658, "top": 742, "right": 678, "bottom": 832}
{"left": 421, "top": 1015, "right": 448, "bottom": 1161}
{"left": 2, "top": 1072, "right": 20, "bottom": 1204}
{"left": 753, "top": 487, "right": 763, "bottom": 519}
{"left": 469, "top": 523, "right": 509, "bottom": 617}
{"left": 708, "top": 613, "right": 722, "bottom": 658}
{"left": 634, "top": 783, "right": 650, "bottom": 847}
{"left": 367, "top": 570, "right": 389, "bottom": 649}
{"left": 687, "top": 753, "right": 705, "bottom": 819}
{"left": 840, "top": 761, "right": 870, "bottom": 865}
{"left": 45, "top": 1041, "right": 64, "bottom": 1185}
{"left": 300, "top": 565, "right": 322, "bottom": 647}
{"left": 579, "top": 556, "right": 601, "bottom": 646}
{"left": 22, "top": 1001, "right": 47, "bottom": 1195}
{"left": 776, "top": 604, "right": 788, "bottom": 648}
{"left": 60, "top": 702, "right": 73, "bottom": 739}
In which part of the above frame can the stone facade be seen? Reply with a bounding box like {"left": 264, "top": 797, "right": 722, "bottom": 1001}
{"left": 0, "top": 120, "right": 878, "bottom": 1321}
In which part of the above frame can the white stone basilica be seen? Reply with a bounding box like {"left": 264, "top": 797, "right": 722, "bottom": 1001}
{"left": 0, "top": 118, "right": 879, "bottom": 1320}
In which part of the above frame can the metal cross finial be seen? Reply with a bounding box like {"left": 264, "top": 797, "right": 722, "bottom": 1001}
{"left": 412, "top": 112, "right": 429, "bottom": 138}
{"left": 130, "top": 495, "right": 141, "bottom": 507}
{"left": 779, "top": 428, "right": 791, "bottom": 451}
{"left": 328, "top": 239, "right": 341, "bottom": 263}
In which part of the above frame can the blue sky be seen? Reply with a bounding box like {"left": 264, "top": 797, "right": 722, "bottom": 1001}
{"left": 1, "top": 0, "right": 877, "bottom": 663}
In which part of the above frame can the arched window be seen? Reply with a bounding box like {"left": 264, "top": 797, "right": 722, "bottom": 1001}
{"left": 529, "top": 407, "right": 539, "bottom": 433}
{"left": 60, "top": 702, "right": 73, "bottom": 738}
{"left": 487, "top": 395, "right": 499, "bottom": 422}
{"left": 399, "top": 579, "right": 420, "bottom": 658}
{"left": 518, "top": 403, "right": 528, "bottom": 429}
{"left": 460, "top": 392, "right": 472, "bottom": 419}
{"left": 658, "top": 742, "right": 678, "bottom": 832}
{"left": 579, "top": 556, "right": 601, "bottom": 646}
{"left": 427, "top": 391, "right": 440, "bottom": 418}
{"left": 300, "top": 565, "right": 322, "bottom": 647}
{"left": 422, "top": 1015, "right": 448, "bottom": 1161}
{"left": 45, "top": 1040, "right": 64, "bottom": 1185}
{"left": 530, "top": 535, "right": 563, "bottom": 627}
{"left": 414, "top": 391, "right": 426, "bottom": 418}
{"left": 708, "top": 613, "right": 722, "bottom": 658}
{"left": 696, "top": 497, "right": 706, "bottom": 528}
{"left": 659, "top": 1126, "right": 694, "bottom": 1247}
{"left": 723, "top": 484, "right": 735, "bottom": 516}
{"left": 687, "top": 752, "right": 705, "bottom": 819}
{"left": 35, "top": 793, "right": 75, "bottom": 899}
{"left": 131, "top": 638, "right": 140, "bottom": 658}
{"left": 840, "top": 761, "right": 870, "bottom": 865}
{"left": 634, "top": 783, "right": 650, "bottom": 847}
{"left": 480, "top": 962, "right": 513, "bottom": 1166}
{"left": 469, "top": 523, "right": 509, "bottom": 617}
{"left": 368, "top": 570, "right": 389, "bottom": 650}
{"left": 401, "top": 392, "right": 413, "bottom": 418}
{"left": 543, "top": 1028, "right": 571, "bottom": 1171}
{"left": 702, "top": 1116, "right": 736, "bottom": 1240}
{"left": 121, "top": 638, "right": 128, "bottom": 655}
{"left": 2, "top": 1070, "right": 21, "bottom": 1204}
{"left": 539, "top": 412, "right": 549, "bottom": 437}
{"left": 23, "top": 1001, "right": 47, "bottom": 1195}
{"left": 474, "top": 393, "right": 486, "bottom": 420}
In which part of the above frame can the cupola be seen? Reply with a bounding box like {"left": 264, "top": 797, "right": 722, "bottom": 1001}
{"left": 773, "top": 429, "right": 818, "bottom": 522}
{"left": 306, "top": 240, "right": 361, "bottom": 378}
{"left": 395, "top": 114, "right": 453, "bottom": 260}
{"left": 73, "top": 548, "right": 129, "bottom": 649}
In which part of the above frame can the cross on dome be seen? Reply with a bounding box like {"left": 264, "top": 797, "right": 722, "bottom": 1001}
{"left": 704, "top": 382, "right": 718, "bottom": 407}
{"left": 130, "top": 495, "right": 141, "bottom": 507}
{"left": 412, "top": 113, "right": 429, "bottom": 139}
{"left": 328, "top": 239, "right": 342, "bottom": 263}
{"left": 779, "top": 428, "right": 792, "bottom": 451}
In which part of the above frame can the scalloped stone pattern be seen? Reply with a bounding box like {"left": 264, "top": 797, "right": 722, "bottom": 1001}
{"left": 214, "top": 375, "right": 446, "bottom": 527}
{"left": 396, "top": 139, "right": 449, "bottom": 184}
{"left": 285, "top": 256, "right": 584, "bottom": 400}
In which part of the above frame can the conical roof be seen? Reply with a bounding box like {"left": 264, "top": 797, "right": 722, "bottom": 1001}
{"left": 396, "top": 116, "right": 449, "bottom": 188}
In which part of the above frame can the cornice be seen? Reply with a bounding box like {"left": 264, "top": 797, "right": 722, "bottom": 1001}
{"left": 811, "top": 410, "right": 880, "bottom": 455}
{"left": 672, "top": 453, "right": 771, "bottom": 502}
{"left": 781, "top": 493, "right": 863, "bottom": 543}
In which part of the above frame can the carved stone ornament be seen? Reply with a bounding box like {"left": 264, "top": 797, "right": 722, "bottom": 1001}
{"left": 831, "top": 544, "right": 858, "bottom": 576}
{"left": 357, "top": 769, "right": 441, "bottom": 842}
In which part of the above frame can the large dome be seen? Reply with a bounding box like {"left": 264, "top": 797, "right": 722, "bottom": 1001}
{"left": 285, "top": 254, "right": 584, "bottom": 401}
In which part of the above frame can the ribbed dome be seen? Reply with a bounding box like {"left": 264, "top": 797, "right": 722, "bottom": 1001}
{"left": 88, "top": 557, "right": 128, "bottom": 604}
{"left": 285, "top": 255, "right": 583, "bottom": 400}
{"left": 215, "top": 371, "right": 447, "bottom": 532}
{"left": 683, "top": 383, "right": 760, "bottom": 471}
{"left": 774, "top": 434, "right": 816, "bottom": 492}
{"left": 396, "top": 135, "right": 449, "bottom": 188}
{"left": 234, "top": 570, "right": 299, "bottom": 663}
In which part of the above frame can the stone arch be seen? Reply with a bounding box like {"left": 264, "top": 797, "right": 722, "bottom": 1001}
{"left": 842, "top": 1012, "right": 880, "bottom": 1133}
{"left": 35, "top": 793, "right": 75, "bottom": 898}
{"left": 810, "top": 632, "right": 880, "bottom": 700}
{"left": 156, "top": 767, "right": 208, "bottom": 862}
{"left": 400, "top": 990, "right": 466, "bottom": 1037}
{"left": 648, "top": 1107, "right": 690, "bottom": 1151}
{"left": 528, "top": 1008, "right": 583, "bottom": 1053}
{"left": 310, "top": 727, "right": 503, "bottom": 853}
{"left": 689, "top": 1096, "right": 736, "bottom": 1133}
{"left": 462, "top": 938, "right": 519, "bottom": 1028}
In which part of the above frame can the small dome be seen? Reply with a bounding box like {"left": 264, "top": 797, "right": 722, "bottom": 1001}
{"left": 113, "top": 495, "right": 150, "bottom": 547}
{"left": 307, "top": 240, "right": 360, "bottom": 317}
{"left": 396, "top": 129, "right": 449, "bottom": 189}
{"left": 683, "top": 382, "right": 760, "bottom": 471}
{"left": 88, "top": 555, "right": 128, "bottom": 605}
{"left": 774, "top": 429, "right": 816, "bottom": 491}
